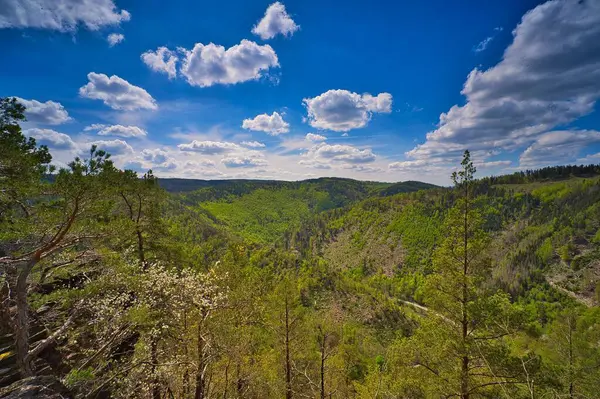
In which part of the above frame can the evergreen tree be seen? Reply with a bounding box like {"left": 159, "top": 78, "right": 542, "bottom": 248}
{"left": 391, "top": 151, "right": 526, "bottom": 398}
{"left": 543, "top": 306, "right": 600, "bottom": 398}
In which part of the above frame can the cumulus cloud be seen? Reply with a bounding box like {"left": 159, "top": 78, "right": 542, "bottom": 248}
{"left": 179, "top": 40, "right": 279, "bottom": 87}
{"left": 182, "top": 161, "right": 224, "bottom": 177}
{"left": 91, "top": 139, "right": 134, "bottom": 155}
{"left": 0, "top": 0, "right": 130, "bottom": 31}
{"left": 141, "top": 148, "right": 169, "bottom": 164}
{"left": 475, "top": 160, "right": 512, "bottom": 169}
{"left": 24, "top": 128, "right": 77, "bottom": 150}
{"left": 221, "top": 156, "right": 268, "bottom": 168}
{"left": 577, "top": 152, "right": 600, "bottom": 164}
{"left": 16, "top": 98, "right": 71, "bottom": 125}
{"left": 84, "top": 123, "right": 107, "bottom": 132}
{"left": 306, "top": 143, "right": 376, "bottom": 164}
{"left": 519, "top": 130, "right": 600, "bottom": 168}
{"left": 362, "top": 93, "right": 393, "bottom": 113}
{"left": 406, "top": 0, "right": 600, "bottom": 165}
{"left": 141, "top": 47, "right": 178, "bottom": 79}
{"left": 305, "top": 133, "right": 326, "bottom": 142}
{"left": 178, "top": 140, "right": 240, "bottom": 154}
{"left": 242, "top": 111, "right": 289, "bottom": 135}
{"left": 388, "top": 158, "right": 451, "bottom": 175}
{"left": 97, "top": 124, "right": 147, "bottom": 138}
{"left": 252, "top": 2, "right": 299, "bottom": 40}
{"left": 79, "top": 73, "right": 157, "bottom": 111}
{"left": 298, "top": 160, "right": 332, "bottom": 169}
{"left": 185, "top": 159, "right": 216, "bottom": 167}
{"left": 389, "top": 160, "right": 426, "bottom": 172}
{"left": 154, "top": 161, "right": 177, "bottom": 171}
{"left": 303, "top": 90, "right": 393, "bottom": 131}
{"left": 241, "top": 141, "right": 266, "bottom": 148}
{"left": 107, "top": 33, "right": 124, "bottom": 47}
{"left": 342, "top": 164, "right": 385, "bottom": 173}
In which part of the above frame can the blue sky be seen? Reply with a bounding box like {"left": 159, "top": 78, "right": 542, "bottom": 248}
{"left": 1, "top": 0, "right": 599, "bottom": 184}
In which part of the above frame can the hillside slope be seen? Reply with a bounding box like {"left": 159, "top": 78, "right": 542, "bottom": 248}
{"left": 289, "top": 176, "right": 600, "bottom": 304}
{"left": 176, "top": 178, "right": 437, "bottom": 243}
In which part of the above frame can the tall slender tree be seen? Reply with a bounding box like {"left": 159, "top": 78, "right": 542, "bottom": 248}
{"left": 392, "top": 150, "right": 525, "bottom": 398}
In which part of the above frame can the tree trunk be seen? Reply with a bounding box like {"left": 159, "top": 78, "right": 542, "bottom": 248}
{"left": 223, "top": 361, "right": 229, "bottom": 399}
{"left": 15, "top": 256, "right": 39, "bottom": 377}
{"left": 460, "top": 184, "right": 470, "bottom": 399}
{"left": 236, "top": 362, "right": 244, "bottom": 397}
{"left": 320, "top": 336, "right": 326, "bottom": 399}
{"left": 285, "top": 295, "right": 292, "bottom": 399}
{"left": 195, "top": 322, "right": 206, "bottom": 399}
{"left": 150, "top": 338, "right": 160, "bottom": 399}
{"left": 568, "top": 316, "right": 574, "bottom": 399}
{"left": 183, "top": 311, "right": 190, "bottom": 398}
{"left": 136, "top": 229, "right": 145, "bottom": 268}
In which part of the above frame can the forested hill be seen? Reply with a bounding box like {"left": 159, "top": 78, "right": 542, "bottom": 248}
{"left": 159, "top": 176, "right": 435, "bottom": 196}
{"left": 169, "top": 178, "right": 437, "bottom": 244}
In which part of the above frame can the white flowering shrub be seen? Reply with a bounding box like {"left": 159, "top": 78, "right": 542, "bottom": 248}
{"left": 71, "top": 261, "right": 227, "bottom": 397}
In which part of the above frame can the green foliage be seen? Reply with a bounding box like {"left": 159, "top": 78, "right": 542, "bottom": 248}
{"left": 0, "top": 97, "right": 53, "bottom": 225}
{"left": 64, "top": 367, "right": 95, "bottom": 390}
{"left": 200, "top": 188, "right": 317, "bottom": 243}
{"left": 536, "top": 237, "right": 554, "bottom": 263}
{"left": 387, "top": 203, "right": 441, "bottom": 272}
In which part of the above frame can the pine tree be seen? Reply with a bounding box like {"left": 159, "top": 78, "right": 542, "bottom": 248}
{"left": 544, "top": 306, "right": 600, "bottom": 398}
{"left": 392, "top": 151, "right": 525, "bottom": 398}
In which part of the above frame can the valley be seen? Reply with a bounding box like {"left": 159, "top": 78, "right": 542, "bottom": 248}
{"left": 2, "top": 99, "right": 600, "bottom": 397}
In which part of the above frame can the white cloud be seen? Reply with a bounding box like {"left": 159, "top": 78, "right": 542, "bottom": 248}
{"left": 84, "top": 123, "right": 107, "bottom": 131}
{"left": 389, "top": 159, "right": 426, "bottom": 171}
{"left": 305, "top": 133, "right": 327, "bottom": 142}
{"left": 342, "top": 164, "right": 384, "bottom": 173}
{"left": 16, "top": 98, "right": 71, "bottom": 125}
{"left": 362, "top": 93, "right": 393, "bottom": 113}
{"left": 0, "top": 0, "right": 130, "bottom": 31}
{"left": 91, "top": 139, "right": 134, "bottom": 155}
{"left": 221, "top": 156, "right": 268, "bottom": 168}
{"left": 242, "top": 111, "right": 289, "bottom": 135}
{"left": 178, "top": 140, "right": 240, "bottom": 154}
{"left": 475, "top": 160, "right": 512, "bottom": 169}
{"left": 241, "top": 141, "right": 266, "bottom": 148}
{"left": 306, "top": 143, "right": 376, "bottom": 164}
{"left": 298, "top": 160, "right": 332, "bottom": 169}
{"left": 185, "top": 159, "right": 216, "bottom": 167}
{"left": 473, "top": 36, "right": 494, "bottom": 52}
{"left": 155, "top": 161, "right": 177, "bottom": 171}
{"left": 406, "top": 0, "right": 600, "bottom": 165}
{"left": 107, "top": 33, "right": 124, "bottom": 47}
{"left": 141, "top": 47, "right": 178, "bottom": 79}
{"left": 252, "top": 2, "right": 299, "bottom": 40}
{"left": 24, "top": 128, "right": 77, "bottom": 150}
{"left": 577, "top": 152, "right": 600, "bottom": 164}
{"left": 79, "top": 73, "right": 157, "bottom": 111}
{"left": 303, "top": 90, "right": 393, "bottom": 131}
{"left": 141, "top": 148, "right": 169, "bottom": 164}
{"left": 97, "top": 125, "right": 147, "bottom": 138}
{"left": 176, "top": 159, "right": 224, "bottom": 177}
{"left": 519, "top": 130, "right": 600, "bottom": 168}
{"left": 179, "top": 40, "right": 279, "bottom": 87}
{"left": 473, "top": 26, "right": 504, "bottom": 53}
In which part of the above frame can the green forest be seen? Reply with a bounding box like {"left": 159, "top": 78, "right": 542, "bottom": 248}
{"left": 2, "top": 96, "right": 600, "bottom": 398}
